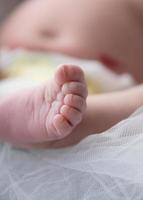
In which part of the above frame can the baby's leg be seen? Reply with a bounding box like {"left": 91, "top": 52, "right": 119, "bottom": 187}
{"left": 34, "top": 84, "right": 143, "bottom": 148}
{"left": 0, "top": 64, "right": 87, "bottom": 145}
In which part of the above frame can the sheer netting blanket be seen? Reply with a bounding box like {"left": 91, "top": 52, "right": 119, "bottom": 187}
{"left": 0, "top": 107, "right": 143, "bottom": 200}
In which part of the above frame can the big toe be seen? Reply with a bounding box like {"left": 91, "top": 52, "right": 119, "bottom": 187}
{"left": 54, "top": 64, "right": 85, "bottom": 86}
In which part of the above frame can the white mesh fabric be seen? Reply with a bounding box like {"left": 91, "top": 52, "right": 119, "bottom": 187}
{"left": 0, "top": 107, "right": 143, "bottom": 199}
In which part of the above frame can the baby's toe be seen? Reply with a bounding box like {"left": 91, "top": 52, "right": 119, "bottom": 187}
{"left": 62, "top": 82, "right": 88, "bottom": 98}
{"left": 64, "top": 94, "right": 86, "bottom": 112}
{"left": 53, "top": 114, "right": 73, "bottom": 138}
{"left": 55, "top": 64, "right": 85, "bottom": 86}
{"left": 60, "top": 105, "right": 82, "bottom": 126}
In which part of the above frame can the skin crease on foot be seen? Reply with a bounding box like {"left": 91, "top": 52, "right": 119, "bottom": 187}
{"left": 0, "top": 64, "right": 88, "bottom": 147}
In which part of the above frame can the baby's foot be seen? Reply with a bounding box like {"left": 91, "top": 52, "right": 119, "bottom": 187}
{"left": 0, "top": 65, "right": 87, "bottom": 145}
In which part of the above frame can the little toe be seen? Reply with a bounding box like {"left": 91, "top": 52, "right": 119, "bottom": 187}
{"left": 54, "top": 64, "right": 85, "bottom": 86}
{"left": 60, "top": 105, "right": 82, "bottom": 126}
{"left": 53, "top": 114, "right": 73, "bottom": 139}
{"left": 64, "top": 94, "right": 86, "bottom": 112}
{"left": 62, "top": 82, "right": 88, "bottom": 98}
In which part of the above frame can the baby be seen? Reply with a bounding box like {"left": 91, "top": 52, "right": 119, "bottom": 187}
{"left": 1, "top": 0, "right": 143, "bottom": 148}
{"left": 1, "top": 0, "right": 143, "bottom": 82}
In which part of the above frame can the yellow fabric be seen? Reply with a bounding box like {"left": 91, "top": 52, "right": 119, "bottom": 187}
{"left": 2, "top": 53, "right": 102, "bottom": 94}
